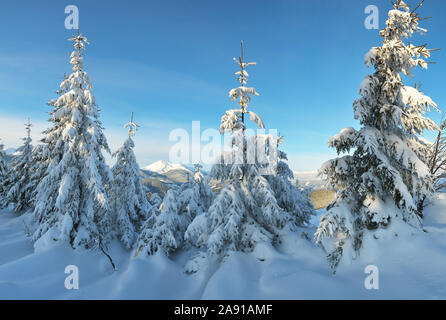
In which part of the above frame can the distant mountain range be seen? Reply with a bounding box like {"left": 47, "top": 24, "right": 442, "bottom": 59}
{"left": 2, "top": 151, "right": 324, "bottom": 197}
{"left": 140, "top": 160, "right": 197, "bottom": 195}
{"left": 140, "top": 160, "right": 325, "bottom": 196}
{"left": 292, "top": 171, "right": 325, "bottom": 190}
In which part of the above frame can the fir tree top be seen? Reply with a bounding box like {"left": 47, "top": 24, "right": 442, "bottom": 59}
{"left": 220, "top": 41, "right": 264, "bottom": 134}
{"left": 124, "top": 112, "right": 140, "bottom": 138}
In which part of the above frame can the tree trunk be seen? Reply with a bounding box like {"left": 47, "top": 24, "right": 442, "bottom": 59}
{"left": 417, "top": 196, "right": 426, "bottom": 218}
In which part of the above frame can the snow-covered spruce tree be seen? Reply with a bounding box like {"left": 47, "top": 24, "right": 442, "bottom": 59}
{"left": 9, "top": 76, "right": 72, "bottom": 212}
{"left": 111, "top": 113, "right": 150, "bottom": 249}
{"left": 2, "top": 120, "right": 34, "bottom": 212}
{"left": 184, "top": 42, "right": 314, "bottom": 271}
{"left": 416, "top": 118, "right": 446, "bottom": 212}
{"left": 133, "top": 191, "right": 165, "bottom": 248}
{"left": 26, "top": 75, "right": 71, "bottom": 203}
{"left": 33, "top": 33, "right": 114, "bottom": 250}
{"left": 27, "top": 144, "right": 50, "bottom": 205}
{"left": 265, "top": 136, "right": 315, "bottom": 225}
{"left": 427, "top": 118, "right": 446, "bottom": 192}
{"left": 0, "top": 140, "right": 8, "bottom": 176}
{"left": 134, "top": 163, "right": 215, "bottom": 256}
{"left": 314, "top": 0, "right": 438, "bottom": 270}
{"left": 148, "top": 192, "right": 162, "bottom": 212}
{"left": 0, "top": 139, "right": 11, "bottom": 208}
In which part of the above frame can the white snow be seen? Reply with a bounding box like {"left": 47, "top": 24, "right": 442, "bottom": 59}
{"left": 142, "top": 160, "right": 192, "bottom": 174}
{"left": 1, "top": 193, "right": 446, "bottom": 299}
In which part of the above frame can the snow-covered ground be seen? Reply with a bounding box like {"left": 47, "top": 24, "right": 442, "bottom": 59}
{"left": 0, "top": 194, "right": 446, "bottom": 299}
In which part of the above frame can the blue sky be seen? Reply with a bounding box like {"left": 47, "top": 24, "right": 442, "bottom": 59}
{"left": 0, "top": 0, "right": 445, "bottom": 171}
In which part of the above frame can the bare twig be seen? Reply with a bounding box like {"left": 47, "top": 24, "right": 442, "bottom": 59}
{"left": 99, "top": 242, "right": 116, "bottom": 271}
{"left": 411, "top": 0, "right": 425, "bottom": 15}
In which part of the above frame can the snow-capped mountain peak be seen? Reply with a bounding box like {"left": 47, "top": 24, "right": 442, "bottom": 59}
{"left": 142, "top": 160, "right": 192, "bottom": 174}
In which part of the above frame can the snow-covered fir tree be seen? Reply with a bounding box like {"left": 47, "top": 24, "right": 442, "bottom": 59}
{"left": 111, "top": 113, "right": 150, "bottom": 249}
{"left": 0, "top": 140, "right": 8, "bottom": 176}
{"left": 134, "top": 163, "right": 215, "bottom": 256}
{"left": 1, "top": 120, "right": 34, "bottom": 212}
{"left": 8, "top": 75, "right": 72, "bottom": 212}
{"left": 0, "top": 139, "right": 10, "bottom": 208}
{"left": 26, "top": 74, "right": 71, "bottom": 204}
{"left": 33, "top": 33, "right": 114, "bottom": 250}
{"left": 184, "top": 42, "right": 315, "bottom": 271}
{"left": 315, "top": 0, "right": 438, "bottom": 270}
{"left": 428, "top": 119, "right": 446, "bottom": 192}
{"left": 416, "top": 118, "right": 446, "bottom": 213}
{"left": 265, "top": 135, "right": 315, "bottom": 225}
{"left": 132, "top": 192, "right": 164, "bottom": 249}
{"left": 148, "top": 192, "right": 162, "bottom": 212}
{"left": 27, "top": 144, "right": 50, "bottom": 204}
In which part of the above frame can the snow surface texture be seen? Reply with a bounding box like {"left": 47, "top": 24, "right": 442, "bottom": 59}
{"left": 0, "top": 194, "right": 445, "bottom": 299}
